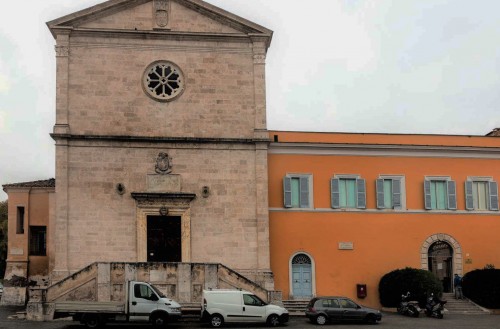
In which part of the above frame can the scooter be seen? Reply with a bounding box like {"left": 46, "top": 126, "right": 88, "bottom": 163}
{"left": 397, "top": 292, "right": 420, "bottom": 317}
{"left": 425, "top": 293, "right": 447, "bottom": 319}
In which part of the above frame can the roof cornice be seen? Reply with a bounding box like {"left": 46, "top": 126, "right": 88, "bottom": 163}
{"left": 269, "top": 142, "right": 500, "bottom": 159}
{"left": 50, "top": 26, "right": 256, "bottom": 44}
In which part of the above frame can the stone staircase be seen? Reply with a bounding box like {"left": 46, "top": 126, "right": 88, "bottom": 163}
{"left": 27, "top": 262, "right": 281, "bottom": 321}
{"left": 441, "top": 293, "right": 490, "bottom": 315}
{"left": 283, "top": 299, "right": 309, "bottom": 316}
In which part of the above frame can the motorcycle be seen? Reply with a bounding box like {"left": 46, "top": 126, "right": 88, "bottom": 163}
{"left": 397, "top": 292, "right": 420, "bottom": 317}
{"left": 425, "top": 293, "right": 447, "bottom": 319}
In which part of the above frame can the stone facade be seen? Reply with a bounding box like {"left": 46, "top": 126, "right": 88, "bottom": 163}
{"left": 47, "top": 0, "right": 273, "bottom": 288}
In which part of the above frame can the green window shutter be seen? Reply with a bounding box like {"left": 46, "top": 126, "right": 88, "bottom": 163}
{"left": 356, "top": 178, "right": 366, "bottom": 209}
{"left": 424, "top": 180, "right": 432, "bottom": 210}
{"left": 376, "top": 179, "right": 385, "bottom": 209}
{"left": 465, "top": 181, "right": 474, "bottom": 210}
{"left": 447, "top": 180, "right": 457, "bottom": 210}
{"left": 299, "top": 176, "right": 310, "bottom": 208}
{"left": 283, "top": 176, "right": 292, "bottom": 208}
{"left": 331, "top": 178, "right": 340, "bottom": 209}
{"left": 489, "top": 181, "right": 499, "bottom": 211}
{"left": 392, "top": 179, "right": 402, "bottom": 209}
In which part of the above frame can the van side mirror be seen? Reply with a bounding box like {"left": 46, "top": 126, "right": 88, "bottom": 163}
{"left": 150, "top": 294, "right": 159, "bottom": 301}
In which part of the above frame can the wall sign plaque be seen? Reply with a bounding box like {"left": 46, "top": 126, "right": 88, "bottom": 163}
{"left": 338, "top": 242, "right": 354, "bottom": 250}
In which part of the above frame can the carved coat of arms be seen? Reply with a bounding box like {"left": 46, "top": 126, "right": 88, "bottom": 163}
{"left": 154, "top": 0, "right": 169, "bottom": 28}
{"left": 155, "top": 152, "right": 172, "bottom": 174}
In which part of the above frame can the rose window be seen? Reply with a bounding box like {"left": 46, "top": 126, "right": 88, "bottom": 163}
{"left": 143, "top": 61, "right": 184, "bottom": 101}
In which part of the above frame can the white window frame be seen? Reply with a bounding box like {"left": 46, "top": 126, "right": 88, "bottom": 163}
{"left": 424, "top": 176, "right": 456, "bottom": 210}
{"left": 377, "top": 175, "right": 406, "bottom": 210}
{"left": 283, "top": 173, "right": 314, "bottom": 209}
{"left": 466, "top": 176, "right": 498, "bottom": 211}
{"left": 331, "top": 174, "right": 366, "bottom": 209}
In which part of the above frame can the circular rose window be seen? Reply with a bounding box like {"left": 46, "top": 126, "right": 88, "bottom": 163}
{"left": 143, "top": 61, "right": 184, "bottom": 101}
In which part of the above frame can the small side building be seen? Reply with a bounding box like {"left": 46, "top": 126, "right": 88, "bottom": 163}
{"left": 1, "top": 179, "right": 55, "bottom": 305}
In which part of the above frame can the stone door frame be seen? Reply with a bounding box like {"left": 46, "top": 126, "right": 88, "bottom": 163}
{"left": 131, "top": 192, "right": 196, "bottom": 263}
{"left": 420, "top": 233, "right": 463, "bottom": 276}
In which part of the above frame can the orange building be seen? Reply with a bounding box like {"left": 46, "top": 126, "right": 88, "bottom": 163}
{"left": 1, "top": 179, "right": 55, "bottom": 305}
{"left": 268, "top": 130, "right": 500, "bottom": 308}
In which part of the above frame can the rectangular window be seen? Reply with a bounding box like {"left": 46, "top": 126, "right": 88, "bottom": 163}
{"left": 473, "top": 181, "right": 488, "bottom": 210}
{"left": 29, "top": 226, "right": 46, "bottom": 256}
{"left": 424, "top": 177, "right": 456, "bottom": 210}
{"left": 284, "top": 175, "right": 312, "bottom": 208}
{"left": 466, "top": 178, "right": 499, "bottom": 211}
{"left": 16, "top": 206, "right": 25, "bottom": 234}
{"left": 376, "top": 176, "right": 404, "bottom": 210}
{"left": 430, "top": 181, "right": 447, "bottom": 210}
{"left": 339, "top": 178, "right": 357, "bottom": 208}
{"left": 331, "top": 176, "right": 366, "bottom": 209}
{"left": 383, "top": 180, "right": 393, "bottom": 208}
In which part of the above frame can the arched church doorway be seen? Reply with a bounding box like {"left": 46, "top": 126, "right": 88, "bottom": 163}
{"left": 428, "top": 241, "right": 453, "bottom": 292}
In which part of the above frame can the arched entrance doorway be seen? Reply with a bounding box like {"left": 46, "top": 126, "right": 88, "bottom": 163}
{"left": 290, "top": 253, "right": 314, "bottom": 299}
{"left": 420, "top": 234, "right": 463, "bottom": 292}
{"left": 428, "top": 241, "right": 453, "bottom": 292}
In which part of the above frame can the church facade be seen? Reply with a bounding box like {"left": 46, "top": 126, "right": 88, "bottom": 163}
{"left": 47, "top": 0, "right": 273, "bottom": 284}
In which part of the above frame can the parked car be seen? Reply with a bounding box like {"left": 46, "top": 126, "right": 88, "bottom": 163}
{"left": 201, "top": 289, "right": 289, "bottom": 327}
{"left": 305, "top": 296, "right": 382, "bottom": 325}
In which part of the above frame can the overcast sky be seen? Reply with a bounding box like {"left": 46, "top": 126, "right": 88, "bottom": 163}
{"left": 1, "top": 0, "right": 500, "bottom": 200}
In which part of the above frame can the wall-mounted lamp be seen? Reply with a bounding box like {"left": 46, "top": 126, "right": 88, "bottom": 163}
{"left": 202, "top": 186, "right": 210, "bottom": 198}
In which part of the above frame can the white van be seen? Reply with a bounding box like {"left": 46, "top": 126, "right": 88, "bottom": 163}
{"left": 201, "top": 289, "right": 289, "bottom": 327}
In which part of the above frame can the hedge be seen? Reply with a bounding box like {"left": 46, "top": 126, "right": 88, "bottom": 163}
{"left": 462, "top": 268, "right": 500, "bottom": 309}
{"left": 379, "top": 267, "right": 443, "bottom": 307}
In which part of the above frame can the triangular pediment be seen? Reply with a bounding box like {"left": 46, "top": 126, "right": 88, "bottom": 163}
{"left": 47, "top": 0, "right": 272, "bottom": 38}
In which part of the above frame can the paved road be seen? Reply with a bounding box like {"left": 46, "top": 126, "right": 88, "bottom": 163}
{"left": 0, "top": 307, "right": 498, "bottom": 329}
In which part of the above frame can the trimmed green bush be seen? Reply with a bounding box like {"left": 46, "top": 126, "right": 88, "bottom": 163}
{"left": 462, "top": 268, "right": 500, "bottom": 309}
{"left": 379, "top": 267, "right": 443, "bottom": 307}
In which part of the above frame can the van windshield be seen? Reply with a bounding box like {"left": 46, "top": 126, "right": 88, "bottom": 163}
{"left": 150, "top": 284, "right": 166, "bottom": 298}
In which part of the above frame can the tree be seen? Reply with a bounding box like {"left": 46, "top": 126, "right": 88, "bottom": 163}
{"left": 0, "top": 200, "right": 7, "bottom": 278}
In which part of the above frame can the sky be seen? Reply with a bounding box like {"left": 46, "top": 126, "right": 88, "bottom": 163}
{"left": 1, "top": 0, "right": 500, "bottom": 200}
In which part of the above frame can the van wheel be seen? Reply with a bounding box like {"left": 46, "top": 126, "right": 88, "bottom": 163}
{"left": 267, "top": 314, "right": 280, "bottom": 327}
{"left": 210, "top": 314, "right": 224, "bottom": 328}
{"left": 152, "top": 313, "right": 168, "bottom": 327}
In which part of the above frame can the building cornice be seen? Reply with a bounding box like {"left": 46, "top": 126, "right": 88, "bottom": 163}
{"left": 269, "top": 142, "right": 500, "bottom": 159}
{"left": 50, "top": 133, "right": 271, "bottom": 145}
{"left": 269, "top": 207, "right": 500, "bottom": 216}
{"left": 53, "top": 26, "right": 260, "bottom": 45}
